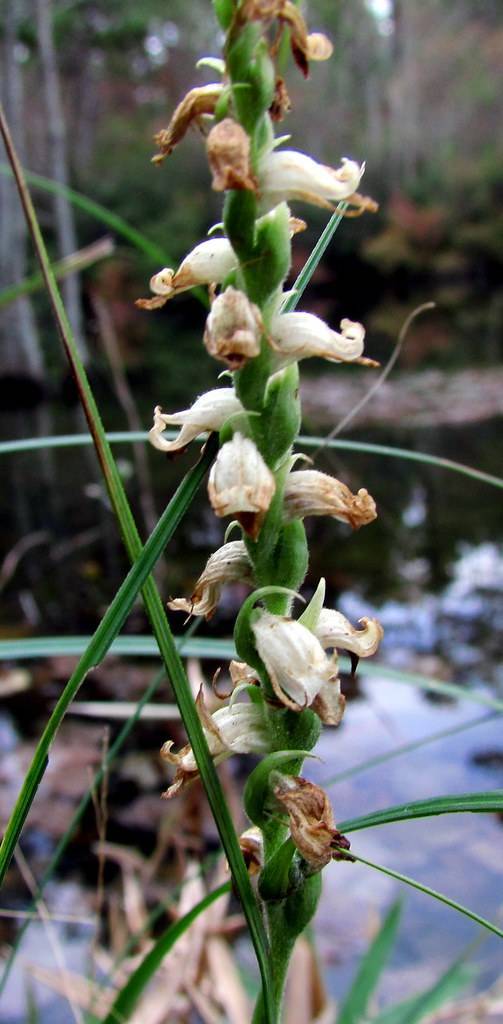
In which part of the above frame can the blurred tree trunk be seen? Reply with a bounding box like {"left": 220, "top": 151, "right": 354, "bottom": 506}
{"left": 35, "top": 0, "right": 89, "bottom": 362}
{"left": 0, "top": 0, "right": 43, "bottom": 377}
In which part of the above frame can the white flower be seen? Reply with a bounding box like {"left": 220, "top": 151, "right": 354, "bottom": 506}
{"left": 284, "top": 470, "right": 377, "bottom": 529}
{"left": 270, "top": 310, "right": 365, "bottom": 368}
{"left": 136, "top": 237, "right": 238, "bottom": 309}
{"left": 168, "top": 540, "right": 253, "bottom": 619}
{"left": 161, "top": 692, "right": 270, "bottom": 797}
{"left": 208, "top": 433, "right": 276, "bottom": 539}
{"left": 149, "top": 388, "right": 243, "bottom": 453}
{"left": 251, "top": 609, "right": 337, "bottom": 711}
{"left": 204, "top": 286, "right": 263, "bottom": 369}
{"left": 259, "top": 150, "right": 363, "bottom": 211}
{"left": 315, "top": 609, "right": 383, "bottom": 657}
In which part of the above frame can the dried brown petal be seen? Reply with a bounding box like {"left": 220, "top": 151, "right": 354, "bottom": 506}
{"left": 269, "top": 76, "right": 292, "bottom": 122}
{"left": 273, "top": 776, "right": 351, "bottom": 870}
{"left": 152, "top": 84, "right": 223, "bottom": 164}
{"left": 167, "top": 541, "right": 253, "bottom": 620}
{"left": 206, "top": 118, "right": 257, "bottom": 192}
{"left": 284, "top": 470, "right": 377, "bottom": 529}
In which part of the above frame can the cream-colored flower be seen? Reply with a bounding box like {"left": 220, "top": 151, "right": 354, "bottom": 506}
{"left": 136, "top": 237, "right": 238, "bottom": 310}
{"left": 239, "top": 826, "right": 264, "bottom": 875}
{"left": 208, "top": 433, "right": 276, "bottom": 539}
{"left": 152, "top": 83, "right": 224, "bottom": 164}
{"left": 149, "top": 388, "right": 243, "bottom": 453}
{"left": 161, "top": 691, "right": 270, "bottom": 798}
{"left": 259, "top": 150, "right": 363, "bottom": 211}
{"left": 251, "top": 609, "right": 337, "bottom": 711}
{"left": 284, "top": 470, "right": 377, "bottom": 529}
{"left": 270, "top": 311, "right": 365, "bottom": 368}
{"left": 204, "top": 287, "right": 263, "bottom": 369}
{"left": 315, "top": 609, "right": 383, "bottom": 657}
{"left": 168, "top": 541, "right": 253, "bottom": 619}
{"left": 273, "top": 775, "right": 352, "bottom": 870}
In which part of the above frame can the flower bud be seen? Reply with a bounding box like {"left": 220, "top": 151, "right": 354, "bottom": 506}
{"left": 315, "top": 609, "right": 383, "bottom": 657}
{"left": 206, "top": 117, "right": 257, "bottom": 192}
{"left": 284, "top": 470, "right": 377, "bottom": 529}
{"left": 152, "top": 83, "right": 224, "bottom": 164}
{"left": 270, "top": 311, "right": 365, "bottom": 368}
{"left": 161, "top": 690, "right": 270, "bottom": 798}
{"left": 208, "top": 433, "right": 276, "bottom": 539}
{"left": 259, "top": 150, "right": 363, "bottom": 211}
{"left": 251, "top": 609, "right": 337, "bottom": 711}
{"left": 273, "top": 775, "right": 352, "bottom": 870}
{"left": 204, "top": 286, "right": 263, "bottom": 369}
{"left": 136, "top": 237, "right": 238, "bottom": 310}
{"left": 149, "top": 388, "right": 243, "bottom": 454}
{"left": 168, "top": 540, "right": 253, "bottom": 620}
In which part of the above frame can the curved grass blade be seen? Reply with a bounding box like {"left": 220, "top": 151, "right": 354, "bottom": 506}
{"left": 335, "top": 848, "right": 503, "bottom": 940}
{"left": 3, "top": 637, "right": 503, "bottom": 714}
{"left": 0, "top": 438, "right": 216, "bottom": 887}
{"left": 322, "top": 714, "right": 495, "bottom": 789}
{"left": 339, "top": 791, "right": 503, "bottom": 834}
{"left": 337, "top": 899, "right": 402, "bottom": 1024}
{"left": 0, "top": 107, "right": 273, "bottom": 1021}
{"left": 1, "top": 431, "right": 501, "bottom": 491}
{"left": 372, "top": 954, "right": 474, "bottom": 1024}
{"left": 0, "top": 664, "right": 166, "bottom": 996}
{"left": 0, "top": 237, "right": 114, "bottom": 309}
{"left": 100, "top": 882, "right": 231, "bottom": 1024}
{"left": 281, "top": 206, "right": 347, "bottom": 313}
{"left": 0, "top": 162, "right": 166, "bottom": 264}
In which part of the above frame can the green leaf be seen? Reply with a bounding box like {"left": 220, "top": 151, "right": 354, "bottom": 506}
{"left": 337, "top": 900, "right": 402, "bottom": 1024}
{"left": 102, "top": 882, "right": 231, "bottom": 1024}
{"left": 339, "top": 791, "right": 503, "bottom": 834}
{"left": 281, "top": 206, "right": 347, "bottom": 313}
{"left": 371, "top": 955, "right": 474, "bottom": 1024}
{"left": 337, "top": 849, "right": 503, "bottom": 940}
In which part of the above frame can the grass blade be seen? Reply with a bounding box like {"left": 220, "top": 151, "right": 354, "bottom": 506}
{"left": 3, "top": 638, "right": 503, "bottom": 714}
{"left": 1, "top": 432, "right": 501, "bottom": 492}
{"left": 101, "top": 882, "right": 231, "bottom": 1024}
{"left": 0, "top": 438, "right": 216, "bottom": 887}
{"left": 337, "top": 899, "right": 402, "bottom": 1024}
{"left": 372, "top": 954, "right": 473, "bottom": 1024}
{"left": 336, "top": 849, "right": 503, "bottom": 940}
{"left": 0, "top": 162, "right": 167, "bottom": 264}
{"left": 0, "top": 106, "right": 273, "bottom": 1020}
{"left": 281, "top": 206, "right": 347, "bottom": 313}
{"left": 339, "top": 791, "right": 503, "bottom": 834}
{"left": 0, "top": 237, "right": 114, "bottom": 309}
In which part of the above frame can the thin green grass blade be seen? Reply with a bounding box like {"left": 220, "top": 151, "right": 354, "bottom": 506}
{"left": 300, "top": 436, "right": 503, "bottom": 491}
{"left": 336, "top": 849, "right": 503, "bottom": 940}
{"left": 372, "top": 955, "right": 474, "bottom": 1024}
{"left": 281, "top": 205, "right": 347, "bottom": 313}
{"left": 101, "top": 882, "right": 231, "bottom": 1024}
{"left": 322, "top": 714, "right": 495, "bottom": 788}
{"left": 1, "top": 432, "right": 501, "bottom": 491}
{"left": 3, "top": 637, "right": 502, "bottom": 714}
{"left": 0, "top": 237, "right": 114, "bottom": 309}
{"left": 0, "top": 438, "right": 216, "bottom": 887}
{"left": 339, "top": 791, "right": 503, "bottom": 834}
{"left": 337, "top": 899, "right": 402, "bottom": 1024}
{"left": 0, "top": 109, "right": 273, "bottom": 1020}
{"left": 0, "top": 162, "right": 167, "bottom": 264}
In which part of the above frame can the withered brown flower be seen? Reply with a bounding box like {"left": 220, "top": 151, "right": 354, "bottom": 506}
{"left": 273, "top": 775, "right": 352, "bottom": 870}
